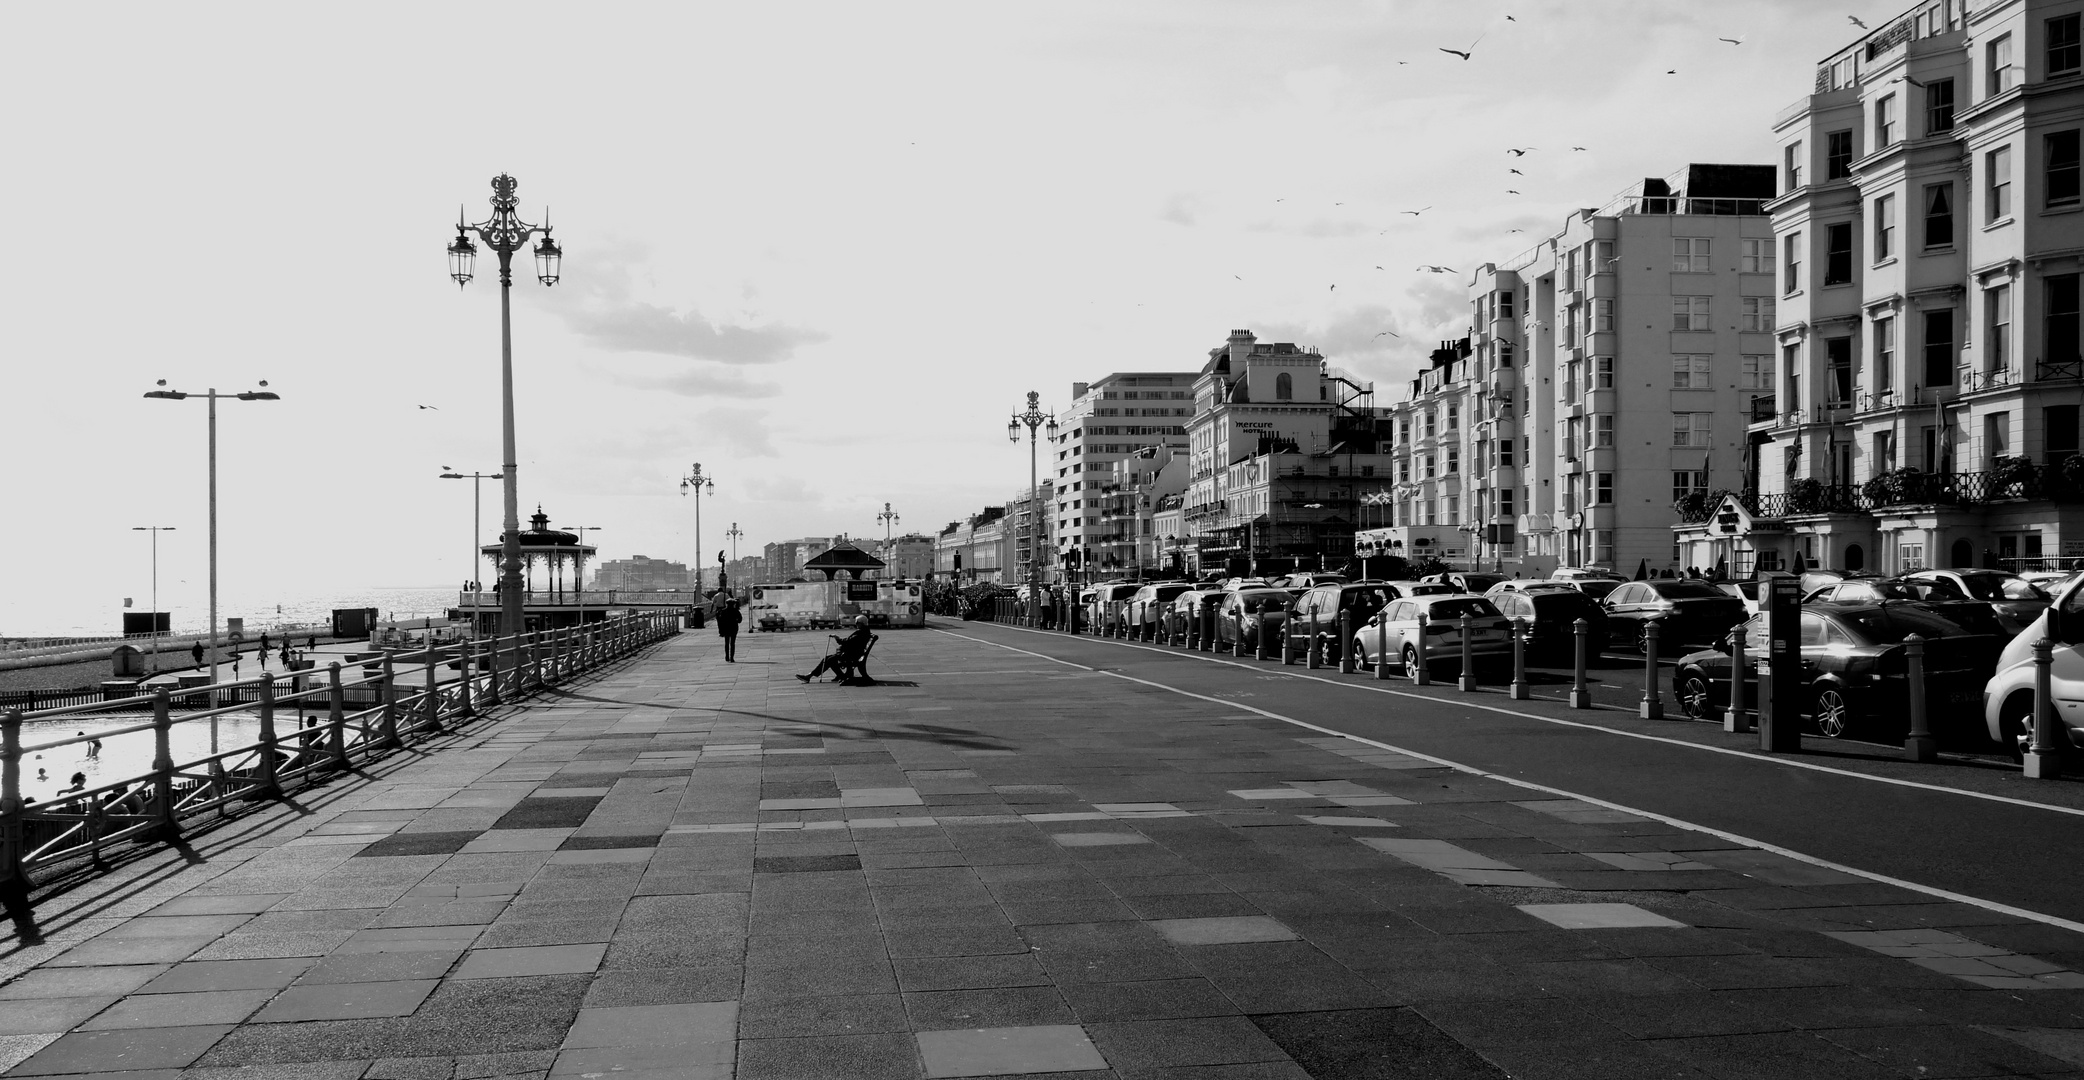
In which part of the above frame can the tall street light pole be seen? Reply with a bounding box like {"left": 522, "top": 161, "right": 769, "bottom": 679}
{"left": 570, "top": 525, "right": 604, "bottom": 627}
{"left": 447, "top": 173, "right": 562, "bottom": 635}
{"left": 724, "top": 523, "right": 744, "bottom": 594}
{"left": 1243, "top": 458, "right": 1260, "bottom": 579}
{"left": 876, "top": 503, "right": 900, "bottom": 576}
{"left": 143, "top": 381, "right": 279, "bottom": 738}
{"left": 132, "top": 526, "right": 176, "bottom": 672}
{"left": 1007, "top": 392, "right": 1059, "bottom": 624}
{"left": 680, "top": 464, "right": 713, "bottom": 595}
{"left": 440, "top": 469, "right": 503, "bottom": 637}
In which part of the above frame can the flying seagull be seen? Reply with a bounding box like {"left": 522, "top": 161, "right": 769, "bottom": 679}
{"left": 1510, "top": 168, "right": 1523, "bottom": 175}
{"left": 1667, "top": 69, "right": 1678, "bottom": 74}
{"left": 1507, "top": 147, "right": 1535, "bottom": 156}
{"left": 1506, "top": 189, "right": 1521, "bottom": 195}
{"left": 1329, "top": 284, "right": 1337, "bottom": 292}
{"left": 1571, "top": 146, "right": 1588, "bottom": 151}
{"left": 417, "top": 404, "right": 439, "bottom": 410}
{"left": 1373, "top": 330, "right": 1401, "bottom": 339}
{"left": 1719, "top": 35, "right": 1746, "bottom": 45}
{"left": 1848, "top": 15, "right": 1869, "bottom": 29}
{"left": 1417, "top": 265, "right": 1458, "bottom": 274}
{"left": 1894, "top": 74, "right": 1929, "bottom": 87}
{"left": 1401, "top": 206, "right": 1432, "bottom": 215}
{"left": 1440, "top": 47, "right": 1472, "bottom": 59}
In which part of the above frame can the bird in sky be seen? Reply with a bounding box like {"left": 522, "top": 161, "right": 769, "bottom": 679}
{"left": 1329, "top": 284, "right": 1337, "bottom": 292}
{"left": 1505, "top": 14, "right": 1515, "bottom": 20}
{"left": 1274, "top": 198, "right": 1286, "bottom": 202}
{"left": 1233, "top": 275, "right": 1242, "bottom": 280}
{"left": 1334, "top": 201, "right": 1345, "bottom": 206}
{"left": 1507, "top": 147, "right": 1535, "bottom": 156}
{"left": 1417, "top": 265, "right": 1458, "bottom": 274}
{"left": 1376, "top": 265, "right": 1385, "bottom": 269}
{"left": 417, "top": 404, "right": 439, "bottom": 410}
{"left": 1719, "top": 35, "right": 1746, "bottom": 45}
{"left": 1895, "top": 73, "right": 1929, "bottom": 87}
{"left": 1509, "top": 228, "right": 1525, "bottom": 233}
{"left": 1510, "top": 168, "right": 1524, "bottom": 175}
{"left": 1667, "top": 69, "right": 1678, "bottom": 74}
{"left": 1506, "top": 189, "right": 1521, "bottom": 195}
{"left": 1571, "top": 146, "right": 1589, "bottom": 151}
{"left": 1439, "top": 47, "right": 1472, "bottom": 60}
{"left": 1373, "top": 330, "right": 1401, "bottom": 339}
{"left": 1848, "top": 15, "right": 1869, "bottom": 29}
{"left": 1401, "top": 206, "right": 1431, "bottom": 216}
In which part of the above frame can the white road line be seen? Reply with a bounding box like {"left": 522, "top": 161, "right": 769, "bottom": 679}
{"left": 953, "top": 623, "right": 2084, "bottom": 820}
{"left": 933, "top": 626, "right": 2084, "bottom": 937}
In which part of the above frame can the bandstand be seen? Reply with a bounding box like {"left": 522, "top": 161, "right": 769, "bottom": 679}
{"left": 469, "top": 507, "right": 600, "bottom": 632}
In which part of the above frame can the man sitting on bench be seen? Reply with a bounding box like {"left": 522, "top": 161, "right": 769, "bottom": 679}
{"left": 797, "top": 616, "right": 875, "bottom": 683}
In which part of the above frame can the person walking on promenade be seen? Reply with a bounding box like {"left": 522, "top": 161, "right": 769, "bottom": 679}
{"left": 716, "top": 599, "right": 743, "bottom": 662}
{"left": 259, "top": 631, "right": 271, "bottom": 655}
{"left": 191, "top": 641, "right": 205, "bottom": 667}
{"left": 280, "top": 643, "right": 293, "bottom": 669}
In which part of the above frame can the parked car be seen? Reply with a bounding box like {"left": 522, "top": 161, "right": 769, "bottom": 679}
{"left": 1795, "top": 568, "right": 1875, "bottom": 596}
{"left": 1287, "top": 582, "right": 1406, "bottom": 662}
{"left": 1672, "top": 602, "right": 2003, "bottom": 739}
{"left": 1271, "top": 572, "right": 1348, "bottom": 590}
{"left": 1549, "top": 577, "right": 1625, "bottom": 602}
{"left": 1487, "top": 588, "right": 1610, "bottom": 660}
{"left": 1422, "top": 571, "right": 1508, "bottom": 594}
{"left": 1377, "top": 580, "right": 1457, "bottom": 600}
{"left": 1125, "top": 582, "right": 1195, "bottom": 634}
{"left": 1352, "top": 594, "right": 1515, "bottom": 678}
{"left": 1087, "top": 582, "right": 1141, "bottom": 633}
{"left": 1800, "top": 576, "right": 2007, "bottom": 636}
{"left": 1215, "top": 588, "right": 1301, "bottom": 649}
{"left": 1983, "top": 573, "right": 2084, "bottom": 759}
{"left": 1904, "top": 569, "right": 2052, "bottom": 636}
{"left": 1712, "top": 578, "right": 1772, "bottom": 615}
{"left": 1550, "top": 567, "right": 1625, "bottom": 582}
{"left": 1165, "top": 588, "right": 1224, "bottom": 639}
{"left": 1487, "top": 579, "right": 1580, "bottom": 598}
{"left": 1601, "top": 579, "right": 1748, "bottom": 652}
{"left": 2020, "top": 568, "right": 2077, "bottom": 590}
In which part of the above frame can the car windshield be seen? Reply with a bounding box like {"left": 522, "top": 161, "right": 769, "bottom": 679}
{"left": 1237, "top": 592, "right": 1288, "bottom": 613}
{"left": 1405, "top": 583, "right": 1455, "bottom": 595}
{"left": 1529, "top": 592, "right": 1601, "bottom": 615}
{"left": 1154, "top": 585, "right": 1192, "bottom": 600}
{"left": 1573, "top": 580, "right": 1621, "bottom": 600}
{"left": 1949, "top": 574, "right": 2030, "bottom": 601}
{"left": 1650, "top": 581, "right": 1728, "bottom": 599}
{"left": 1426, "top": 598, "right": 1502, "bottom": 621}
{"left": 1459, "top": 574, "right": 1507, "bottom": 592}
{"left": 1839, "top": 605, "right": 1979, "bottom": 642}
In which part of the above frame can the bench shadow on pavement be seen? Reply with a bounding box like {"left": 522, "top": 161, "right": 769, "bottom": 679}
{"left": 533, "top": 690, "right": 1006, "bottom": 751}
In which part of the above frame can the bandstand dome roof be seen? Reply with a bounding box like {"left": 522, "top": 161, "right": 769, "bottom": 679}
{"left": 485, "top": 507, "right": 591, "bottom": 550}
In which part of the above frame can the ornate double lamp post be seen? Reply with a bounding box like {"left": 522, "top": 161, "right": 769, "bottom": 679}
{"left": 1008, "top": 392, "right": 1059, "bottom": 623}
{"left": 680, "top": 464, "right": 714, "bottom": 594}
{"left": 876, "top": 503, "right": 901, "bottom": 574}
{"left": 446, "top": 174, "right": 562, "bottom": 634}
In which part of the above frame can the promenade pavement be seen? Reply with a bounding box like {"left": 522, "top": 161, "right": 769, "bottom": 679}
{"left": 2, "top": 620, "right": 2082, "bottom": 1079}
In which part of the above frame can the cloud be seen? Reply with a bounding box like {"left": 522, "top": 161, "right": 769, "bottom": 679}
{"left": 603, "top": 365, "right": 784, "bottom": 400}
{"left": 1159, "top": 192, "right": 1201, "bottom": 226}
{"left": 1243, "top": 216, "right": 1371, "bottom": 238}
{"left": 687, "top": 407, "right": 782, "bottom": 459}
{"left": 537, "top": 239, "right": 826, "bottom": 366}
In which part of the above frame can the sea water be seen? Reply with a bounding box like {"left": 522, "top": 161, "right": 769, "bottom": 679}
{"left": 16, "top": 707, "right": 335, "bottom": 805}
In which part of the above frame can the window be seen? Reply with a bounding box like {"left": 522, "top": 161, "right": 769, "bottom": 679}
{"left": 1673, "top": 471, "right": 1709, "bottom": 502}
{"left": 1923, "top": 308, "right": 1954, "bottom": 387}
{"left": 1742, "top": 296, "right": 1775, "bottom": 332}
{"left": 1673, "top": 237, "right": 1711, "bottom": 272}
{"left": 1424, "top": 410, "right": 1436, "bottom": 438}
{"left": 1424, "top": 499, "right": 1437, "bottom": 526}
{"left": 1595, "top": 414, "right": 1614, "bottom": 447}
{"left": 1596, "top": 356, "right": 1614, "bottom": 388}
{"left": 1447, "top": 448, "right": 1460, "bottom": 474}
{"left": 1825, "top": 222, "right": 1853, "bottom": 284}
{"left": 1874, "top": 194, "right": 1896, "bottom": 259}
{"left": 1785, "top": 231, "right": 1803, "bottom": 293}
{"left": 1593, "top": 298, "right": 1613, "bottom": 332}
{"left": 1988, "top": 284, "right": 2012, "bottom": 372}
{"left": 1595, "top": 530, "right": 1615, "bottom": 566}
{"left": 1926, "top": 78, "right": 1956, "bottom": 134}
{"left": 1785, "top": 140, "right": 1804, "bottom": 192}
{"left": 1672, "top": 412, "right": 1713, "bottom": 447}
{"left": 1594, "top": 472, "right": 1614, "bottom": 505}
{"left": 2048, "top": 130, "right": 2080, "bottom": 207}
{"left": 2051, "top": 13, "right": 2081, "bottom": 77}
{"left": 1989, "top": 33, "right": 2015, "bottom": 96}
{"left": 1499, "top": 488, "right": 1514, "bottom": 517}
{"left": 1274, "top": 372, "right": 1293, "bottom": 400}
{"left": 1827, "top": 130, "right": 1853, "bottom": 178}
{"left": 1673, "top": 354, "right": 1713, "bottom": 388}
{"left": 2047, "top": 404, "right": 2080, "bottom": 465}
{"left": 1423, "top": 454, "right": 1436, "bottom": 479}
{"left": 1397, "top": 458, "right": 1410, "bottom": 482}
{"left": 1741, "top": 238, "right": 1774, "bottom": 274}
{"left": 1521, "top": 436, "right": 1530, "bottom": 467}
{"left": 1826, "top": 337, "right": 1854, "bottom": 403}
{"left": 1447, "top": 405, "right": 1459, "bottom": 430}
{"left": 1874, "top": 429, "right": 1897, "bottom": 473}
{"left": 1924, "top": 183, "right": 1954, "bottom": 248}
{"left": 1875, "top": 316, "right": 1895, "bottom": 393}
{"left": 1399, "top": 417, "right": 1410, "bottom": 443}
{"left": 1876, "top": 93, "right": 1897, "bottom": 148}
{"left": 1498, "top": 290, "right": 1514, "bottom": 319}
{"left": 2047, "top": 274, "right": 2081, "bottom": 370}
{"left": 1741, "top": 355, "right": 1771, "bottom": 407}
{"left": 1986, "top": 412, "right": 2010, "bottom": 464}
{"left": 1989, "top": 145, "right": 2013, "bottom": 220}
{"left": 1361, "top": 465, "right": 1374, "bottom": 477}
{"left": 1900, "top": 543, "right": 1927, "bottom": 572}
{"left": 1672, "top": 296, "right": 1711, "bottom": 331}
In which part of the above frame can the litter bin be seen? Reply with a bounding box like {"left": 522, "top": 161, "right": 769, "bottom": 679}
{"left": 688, "top": 608, "right": 707, "bottom": 629}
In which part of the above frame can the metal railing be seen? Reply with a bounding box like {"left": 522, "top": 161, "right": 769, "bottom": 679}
{"left": 0, "top": 611, "right": 680, "bottom": 895}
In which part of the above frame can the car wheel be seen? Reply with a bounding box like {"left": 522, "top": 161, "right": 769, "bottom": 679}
{"left": 1352, "top": 637, "right": 1370, "bottom": 666}
{"left": 1632, "top": 622, "right": 1651, "bottom": 653}
{"left": 1997, "top": 693, "right": 2032, "bottom": 762}
{"left": 1403, "top": 645, "right": 1422, "bottom": 681}
{"left": 1813, "top": 687, "right": 1851, "bottom": 738}
{"left": 1677, "top": 673, "right": 1714, "bottom": 721}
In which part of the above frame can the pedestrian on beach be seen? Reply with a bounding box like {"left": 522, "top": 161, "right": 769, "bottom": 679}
{"left": 280, "top": 643, "right": 292, "bottom": 668}
{"left": 260, "top": 631, "right": 271, "bottom": 654}
{"left": 87, "top": 735, "right": 101, "bottom": 759}
{"left": 61, "top": 772, "right": 86, "bottom": 794}
{"left": 307, "top": 634, "right": 316, "bottom": 649}
{"left": 191, "top": 641, "right": 204, "bottom": 667}
{"left": 716, "top": 598, "right": 742, "bottom": 662}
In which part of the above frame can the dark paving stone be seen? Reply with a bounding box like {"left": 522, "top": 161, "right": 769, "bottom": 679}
{"left": 557, "top": 834, "right": 659, "bottom": 850}
{"left": 600, "top": 931, "right": 745, "bottom": 971}
{"left": 489, "top": 798, "right": 602, "bottom": 830}
{"left": 1001, "top": 899, "right": 1141, "bottom": 926}
{"left": 1115, "top": 1065, "right": 1311, "bottom": 1080}
{"left": 893, "top": 954, "right": 1051, "bottom": 992}
{"left": 298, "top": 950, "right": 465, "bottom": 986}
{"left": 139, "top": 958, "right": 314, "bottom": 994}
{"left": 388, "top": 973, "right": 592, "bottom": 1056}
{"left": 903, "top": 986, "right": 1075, "bottom": 1031}
{"left": 1474, "top": 1042, "right": 1719, "bottom": 1079}
{"left": 1414, "top": 999, "right": 1631, "bottom": 1049}
{"left": 1641, "top": 953, "right": 1852, "bottom": 991}
{"left": 12, "top": 1025, "right": 237, "bottom": 1074}
{"left": 755, "top": 854, "right": 863, "bottom": 874}
{"left": 1061, "top": 978, "right": 1241, "bottom": 1022}
{"left": 581, "top": 966, "right": 744, "bottom": 1008}
{"left": 1813, "top": 1023, "right": 2079, "bottom": 1076}
{"left": 1646, "top": 1031, "right": 1907, "bottom": 1080}
{"left": 884, "top": 924, "right": 1029, "bottom": 959}
{"left": 453, "top": 1049, "right": 558, "bottom": 1079}
{"left": 1250, "top": 1007, "right": 1508, "bottom": 1079}
{"left": 1086, "top": 1016, "right": 1291, "bottom": 1070}
{"left": 355, "top": 832, "right": 483, "bottom": 858}
{"left": 736, "top": 1032, "right": 921, "bottom": 1080}
{"left": 737, "top": 993, "right": 911, "bottom": 1038}
{"left": 364, "top": 1055, "right": 458, "bottom": 1080}
{"left": 1571, "top": 991, "right": 1797, "bottom": 1040}
{"left": 742, "top": 956, "right": 897, "bottom": 1000}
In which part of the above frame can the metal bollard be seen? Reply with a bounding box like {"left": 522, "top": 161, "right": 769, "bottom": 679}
{"left": 1308, "top": 611, "right": 1322, "bottom": 669}
{"left": 1569, "top": 618, "right": 1591, "bottom": 708}
{"left": 1233, "top": 613, "right": 1247, "bottom": 657}
{"left": 327, "top": 663, "right": 348, "bottom": 769}
{"left": 152, "top": 690, "right": 177, "bottom": 835}
{"left": 424, "top": 647, "right": 442, "bottom": 732}
{"left": 1375, "top": 613, "right": 1391, "bottom": 680}
{"left": 1412, "top": 610, "right": 1431, "bottom": 685}
{"left": 255, "top": 677, "right": 280, "bottom": 797}
{"left": 1639, "top": 618, "right": 1665, "bottom": 719}
{"left": 1282, "top": 613, "right": 1298, "bottom": 665}
{"left": 1258, "top": 611, "right": 1275, "bottom": 661}
{"left": 1458, "top": 614, "right": 1476, "bottom": 691}
{"left": 1202, "top": 606, "right": 1216, "bottom": 652}
{"left": 1186, "top": 608, "right": 1198, "bottom": 649}
{"left": 1901, "top": 633, "right": 1936, "bottom": 761}
{"left": 1726, "top": 630, "right": 1753, "bottom": 733}
{"left": 484, "top": 637, "right": 503, "bottom": 707}
{"left": 2026, "top": 638, "right": 2063, "bottom": 779}
{"left": 1339, "top": 610, "right": 1355, "bottom": 674}
{"left": 0, "top": 709, "right": 21, "bottom": 888}
{"left": 380, "top": 654, "right": 401, "bottom": 747}
{"left": 1510, "top": 617, "right": 1530, "bottom": 700}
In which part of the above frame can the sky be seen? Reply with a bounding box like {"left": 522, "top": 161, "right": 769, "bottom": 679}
{"left": 2, "top": 0, "right": 1902, "bottom": 634}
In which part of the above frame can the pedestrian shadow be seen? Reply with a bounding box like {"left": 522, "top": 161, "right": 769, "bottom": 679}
{"left": 527, "top": 692, "right": 1007, "bottom": 751}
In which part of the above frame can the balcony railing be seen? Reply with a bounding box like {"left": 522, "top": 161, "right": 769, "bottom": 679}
{"left": 1962, "top": 366, "right": 2019, "bottom": 393}
{"left": 2039, "top": 357, "right": 2084, "bottom": 381}
{"left": 1688, "top": 463, "right": 2084, "bottom": 523}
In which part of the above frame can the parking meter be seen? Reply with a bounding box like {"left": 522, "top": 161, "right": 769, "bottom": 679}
{"left": 1757, "top": 575, "right": 1802, "bottom": 752}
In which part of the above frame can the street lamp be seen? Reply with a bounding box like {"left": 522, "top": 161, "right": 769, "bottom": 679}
{"left": 143, "top": 380, "right": 279, "bottom": 728}
{"left": 569, "top": 525, "right": 603, "bottom": 627}
{"left": 1243, "top": 458, "right": 1261, "bottom": 578}
{"left": 876, "top": 503, "right": 900, "bottom": 576}
{"left": 680, "top": 464, "right": 714, "bottom": 595}
{"left": 131, "top": 526, "right": 176, "bottom": 672}
{"left": 439, "top": 468, "right": 503, "bottom": 637}
{"left": 447, "top": 173, "right": 561, "bottom": 634}
{"left": 725, "top": 523, "right": 744, "bottom": 590}
{"left": 1008, "top": 392, "right": 1059, "bottom": 623}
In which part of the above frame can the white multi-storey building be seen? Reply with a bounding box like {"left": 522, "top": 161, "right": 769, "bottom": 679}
{"left": 1680, "top": 0, "right": 2084, "bottom": 575}
{"left": 1050, "top": 372, "right": 1196, "bottom": 575}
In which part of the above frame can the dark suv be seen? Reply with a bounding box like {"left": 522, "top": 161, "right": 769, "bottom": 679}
{"left": 1287, "top": 582, "right": 1402, "bottom": 663}
{"left": 1601, "top": 579, "right": 1747, "bottom": 652}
